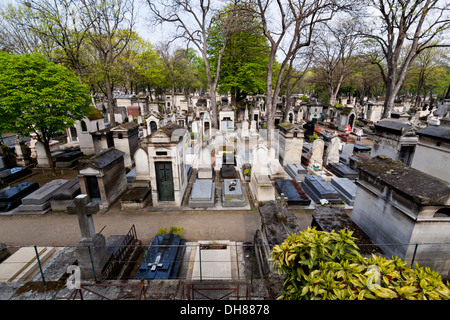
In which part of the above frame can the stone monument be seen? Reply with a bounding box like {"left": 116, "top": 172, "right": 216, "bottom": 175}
{"left": 67, "top": 194, "right": 111, "bottom": 280}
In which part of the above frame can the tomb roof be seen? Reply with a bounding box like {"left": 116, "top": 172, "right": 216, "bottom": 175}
{"left": 374, "top": 119, "right": 412, "bottom": 135}
{"left": 359, "top": 156, "right": 450, "bottom": 205}
{"left": 84, "top": 148, "right": 125, "bottom": 169}
{"left": 112, "top": 122, "right": 139, "bottom": 131}
{"left": 87, "top": 107, "right": 105, "bottom": 121}
{"left": 415, "top": 126, "right": 450, "bottom": 142}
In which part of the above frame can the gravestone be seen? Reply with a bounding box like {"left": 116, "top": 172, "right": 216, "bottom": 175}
{"left": 67, "top": 194, "right": 111, "bottom": 280}
{"left": 0, "top": 167, "right": 32, "bottom": 185}
{"left": 250, "top": 120, "right": 258, "bottom": 135}
{"left": 14, "top": 140, "right": 31, "bottom": 166}
{"left": 285, "top": 163, "right": 308, "bottom": 182}
{"left": 55, "top": 149, "right": 83, "bottom": 168}
{"left": 134, "top": 234, "right": 186, "bottom": 280}
{"left": 0, "top": 182, "right": 39, "bottom": 212}
{"left": 17, "top": 179, "right": 71, "bottom": 214}
{"left": 189, "top": 179, "right": 215, "bottom": 208}
{"left": 274, "top": 179, "right": 311, "bottom": 206}
{"left": 330, "top": 177, "right": 357, "bottom": 206}
{"left": 326, "top": 162, "right": 359, "bottom": 180}
{"left": 119, "top": 187, "right": 152, "bottom": 209}
{"left": 339, "top": 143, "right": 355, "bottom": 165}
{"left": 301, "top": 175, "right": 342, "bottom": 203}
{"left": 197, "top": 145, "right": 213, "bottom": 179}
{"left": 222, "top": 179, "right": 245, "bottom": 207}
{"left": 241, "top": 121, "right": 249, "bottom": 138}
{"left": 0, "top": 156, "right": 5, "bottom": 171}
{"left": 308, "top": 139, "right": 324, "bottom": 170}
{"left": 50, "top": 179, "right": 81, "bottom": 211}
{"left": 324, "top": 136, "right": 340, "bottom": 165}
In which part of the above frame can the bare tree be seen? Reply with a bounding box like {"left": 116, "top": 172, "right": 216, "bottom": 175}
{"left": 20, "top": 0, "right": 90, "bottom": 83}
{"left": 80, "top": 0, "right": 136, "bottom": 125}
{"left": 146, "top": 0, "right": 243, "bottom": 129}
{"left": 313, "top": 18, "right": 360, "bottom": 106}
{"left": 361, "top": 0, "right": 450, "bottom": 119}
{"left": 254, "top": 0, "right": 347, "bottom": 144}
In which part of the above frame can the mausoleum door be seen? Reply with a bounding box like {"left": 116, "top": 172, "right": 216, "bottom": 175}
{"left": 86, "top": 176, "right": 101, "bottom": 199}
{"left": 155, "top": 162, "right": 175, "bottom": 201}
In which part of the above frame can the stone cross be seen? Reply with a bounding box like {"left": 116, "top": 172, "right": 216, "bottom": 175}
{"left": 67, "top": 194, "right": 100, "bottom": 239}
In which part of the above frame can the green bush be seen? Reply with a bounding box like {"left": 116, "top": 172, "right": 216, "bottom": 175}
{"left": 271, "top": 227, "right": 450, "bottom": 300}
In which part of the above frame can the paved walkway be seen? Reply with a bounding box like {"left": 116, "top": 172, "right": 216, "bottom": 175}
{"left": 0, "top": 201, "right": 314, "bottom": 248}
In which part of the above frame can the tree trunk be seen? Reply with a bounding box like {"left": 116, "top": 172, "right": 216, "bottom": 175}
{"left": 104, "top": 73, "right": 116, "bottom": 125}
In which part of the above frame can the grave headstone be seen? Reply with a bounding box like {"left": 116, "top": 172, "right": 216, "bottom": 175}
{"left": 330, "top": 177, "right": 357, "bottom": 206}
{"left": 241, "top": 121, "right": 249, "bottom": 138}
{"left": 324, "top": 136, "right": 340, "bottom": 165}
{"left": 222, "top": 179, "right": 245, "bottom": 207}
{"left": 301, "top": 175, "right": 342, "bottom": 203}
{"left": 308, "top": 139, "right": 324, "bottom": 170}
{"left": 134, "top": 148, "right": 151, "bottom": 181}
{"left": 119, "top": 187, "right": 152, "bottom": 209}
{"left": 0, "top": 182, "right": 39, "bottom": 212}
{"left": 189, "top": 179, "right": 215, "bottom": 208}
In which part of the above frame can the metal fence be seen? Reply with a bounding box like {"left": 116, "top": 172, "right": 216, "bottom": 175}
{"left": 1, "top": 241, "right": 448, "bottom": 286}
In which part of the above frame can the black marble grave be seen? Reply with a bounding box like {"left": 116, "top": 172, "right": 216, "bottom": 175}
{"left": 0, "top": 182, "right": 39, "bottom": 212}
{"left": 326, "top": 162, "right": 359, "bottom": 180}
{"left": 0, "top": 167, "right": 32, "bottom": 184}
{"left": 301, "top": 175, "right": 342, "bottom": 203}
{"left": 220, "top": 164, "right": 238, "bottom": 179}
{"left": 134, "top": 234, "right": 185, "bottom": 280}
{"left": 275, "top": 179, "right": 311, "bottom": 206}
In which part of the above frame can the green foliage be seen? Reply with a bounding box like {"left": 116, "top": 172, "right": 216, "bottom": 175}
{"left": 271, "top": 227, "right": 450, "bottom": 300}
{"left": 0, "top": 52, "right": 92, "bottom": 138}
{"left": 157, "top": 226, "right": 184, "bottom": 236}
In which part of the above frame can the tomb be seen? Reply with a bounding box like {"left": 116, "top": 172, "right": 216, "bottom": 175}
{"left": 249, "top": 143, "right": 276, "bottom": 203}
{"left": 189, "top": 179, "right": 215, "bottom": 208}
{"left": 17, "top": 179, "right": 71, "bottom": 214}
{"left": 254, "top": 201, "right": 303, "bottom": 275}
{"left": 77, "top": 148, "right": 128, "bottom": 209}
{"left": 14, "top": 140, "right": 31, "bottom": 167}
{"left": 0, "top": 167, "right": 32, "bottom": 185}
{"left": 326, "top": 162, "right": 359, "bottom": 180}
{"left": 330, "top": 177, "right": 357, "bottom": 206}
{"left": 410, "top": 120, "right": 450, "bottom": 182}
{"left": 141, "top": 123, "right": 189, "bottom": 206}
{"left": 219, "top": 107, "right": 235, "bottom": 133}
{"left": 311, "top": 207, "right": 385, "bottom": 258}
{"left": 134, "top": 233, "right": 186, "bottom": 280}
{"left": 189, "top": 240, "right": 242, "bottom": 281}
{"left": 274, "top": 179, "right": 311, "bottom": 206}
{"left": 55, "top": 149, "right": 84, "bottom": 168}
{"left": 352, "top": 156, "right": 450, "bottom": 278}
{"left": 119, "top": 187, "right": 152, "bottom": 209}
{"left": 371, "top": 119, "right": 418, "bottom": 165}
{"left": 353, "top": 144, "right": 371, "bottom": 154}
{"left": 111, "top": 122, "right": 140, "bottom": 168}
{"left": 285, "top": 163, "right": 308, "bottom": 182}
{"left": 197, "top": 145, "right": 214, "bottom": 179}
{"left": 0, "top": 246, "right": 55, "bottom": 282}
{"left": 0, "top": 182, "right": 39, "bottom": 212}
{"left": 277, "top": 123, "right": 305, "bottom": 166}
{"left": 50, "top": 179, "right": 81, "bottom": 212}
{"left": 301, "top": 175, "right": 342, "bottom": 203}
{"left": 222, "top": 179, "right": 246, "bottom": 207}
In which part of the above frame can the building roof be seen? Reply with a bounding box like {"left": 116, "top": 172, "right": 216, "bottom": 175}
{"left": 374, "top": 119, "right": 412, "bottom": 135}
{"left": 85, "top": 148, "right": 125, "bottom": 169}
{"left": 359, "top": 156, "right": 450, "bottom": 205}
{"left": 87, "top": 107, "right": 105, "bottom": 121}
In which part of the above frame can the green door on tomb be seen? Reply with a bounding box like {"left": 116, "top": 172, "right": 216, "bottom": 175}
{"left": 155, "top": 161, "right": 175, "bottom": 201}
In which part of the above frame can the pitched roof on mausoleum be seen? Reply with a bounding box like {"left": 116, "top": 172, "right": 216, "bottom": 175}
{"left": 84, "top": 148, "right": 125, "bottom": 169}
{"left": 359, "top": 156, "right": 450, "bottom": 205}
{"left": 416, "top": 126, "right": 450, "bottom": 142}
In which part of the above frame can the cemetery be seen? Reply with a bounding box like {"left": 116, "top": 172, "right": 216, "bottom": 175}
{"left": 0, "top": 73, "right": 449, "bottom": 300}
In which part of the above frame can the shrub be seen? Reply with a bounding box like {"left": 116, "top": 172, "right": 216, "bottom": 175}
{"left": 271, "top": 227, "right": 450, "bottom": 300}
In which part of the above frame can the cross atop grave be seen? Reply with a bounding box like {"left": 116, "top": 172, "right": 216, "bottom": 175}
{"left": 67, "top": 194, "right": 100, "bottom": 239}
{"left": 148, "top": 253, "right": 163, "bottom": 271}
